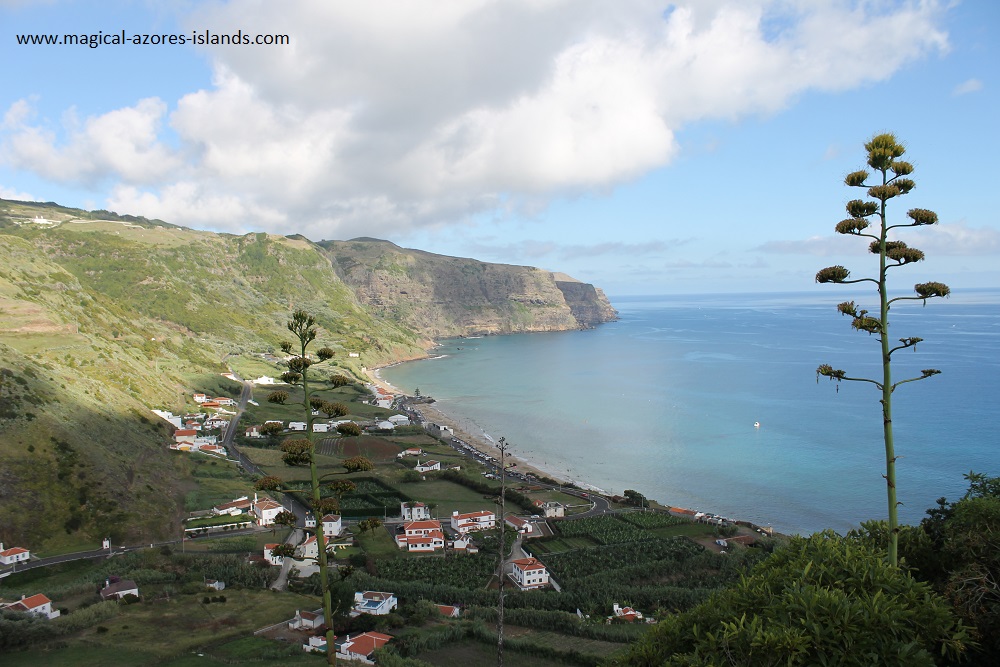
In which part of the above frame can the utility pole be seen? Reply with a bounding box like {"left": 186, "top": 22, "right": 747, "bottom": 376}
{"left": 496, "top": 436, "right": 512, "bottom": 667}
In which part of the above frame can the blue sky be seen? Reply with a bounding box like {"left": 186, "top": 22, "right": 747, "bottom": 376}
{"left": 2, "top": 0, "right": 997, "bottom": 295}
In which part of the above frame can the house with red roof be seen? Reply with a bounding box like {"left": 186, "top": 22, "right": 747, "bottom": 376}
{"left": 509, "top": 557, "right": 549, "bottom": 590}
{"left": 173, "top": 429, "right": 198, "bottom": 443}
{"left": 0, "top": 543, "right": 30, "bottom": 565}
{"left": 289, "top": 607, "right": 324, "bottom": 630}
{"left": 609, "top": 602, "right": 646, "bottom": 623}
{"left": 414, "top": 460, "right": 441, "bottom": 473}
{"left": 395, "top": 520, "right": 445, "bottom": 551}
{"left": 335, "top": 631, "right": 393, "bottom": 663}
{"left": 212, "top": 496, "right": 252, "bottom": 516}
{"left": 253, "top": 494, "right": 283, "bottom": 526}
{"left": 2, "top": 593, "right": 59, "bottom": 619}
{"left": 450, "top": 510, "right": 496, "bottom": 534}
{"left": 263, "top": 544, "right": 284, "bottom": 566}
{"left": 505, "top": 515, "right": 532, "bottom": 534}
{"left": 436, "top": 604, "right": 461, "bottom": 618}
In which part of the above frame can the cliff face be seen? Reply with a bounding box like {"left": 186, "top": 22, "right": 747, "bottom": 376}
{"left": 321, "top": 239, "right": 617, "bottom": 337}
{"left": 555, "top": 279, "right": 619, "bottom": 327}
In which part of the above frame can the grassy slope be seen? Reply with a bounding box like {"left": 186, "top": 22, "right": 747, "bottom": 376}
{"left": 0, "top": 202, "right": 426, "bottom": 550}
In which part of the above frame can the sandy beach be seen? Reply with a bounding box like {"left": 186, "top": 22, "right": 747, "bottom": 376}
{"left": 365, "top": 365, "right": 571, "bottom": 485}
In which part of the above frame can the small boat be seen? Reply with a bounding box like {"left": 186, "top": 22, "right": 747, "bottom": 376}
{"left": 754, "top": 421, "right": 760, "bottom": 429}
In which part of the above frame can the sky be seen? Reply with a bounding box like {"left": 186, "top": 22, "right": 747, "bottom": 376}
{"left": 1, "top": 0, "right": 998, "bottom": 295}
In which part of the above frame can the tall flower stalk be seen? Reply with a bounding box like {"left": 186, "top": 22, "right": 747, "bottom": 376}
{"left": 816, "top": 133, "right": 950, "bottom": 566}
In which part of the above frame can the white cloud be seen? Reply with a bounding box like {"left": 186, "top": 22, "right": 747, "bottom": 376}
{"left": 3, "top": 97, "right": 181, "bottom": 187}
{"left": 756, "top": 221, "right": 1000, "bottom": 258}
{"left": 952, "top": 78, "right": 983, "bottom": 95}
{"left": 1, "top": 0, "right": 951, "bottom": 236}
{"left": 0, "top": 184, "right": 36, "bottom": 200}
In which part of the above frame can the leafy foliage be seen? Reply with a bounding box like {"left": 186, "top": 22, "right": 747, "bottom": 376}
{"left": 617, "top": 532, "right": 971, "bottom": 666}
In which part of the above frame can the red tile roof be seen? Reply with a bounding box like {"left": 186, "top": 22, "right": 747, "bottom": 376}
{"left": 0, "top": 546, "right": 29, "bottom": 558}
{"left": 343, "top": 631, "right": 392, "bottom": 657}
{"left": 511, "top": 557, "right": 545, "bottom": 572}
{"left": 12, "top": 593, "right": 50, "bottom": 610}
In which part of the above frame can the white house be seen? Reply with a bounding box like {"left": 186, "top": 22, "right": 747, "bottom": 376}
{"left": 204, "top": 417, "right": 230, "bottom": 430}
{"left": 395, "top": 520, "right": 445, "bottom": 552}
{"left": 173, "top": 429, "right": 198, "bottom": 443}
{"left": 450, "top": 510, "right": 496, "bottom": 534}
{"left": 303, "top": 635, "right": 327, "bottom": 653}
{"left": 335, "top": 631, "right": 393, "bottom": 663}
{"left": 297, "top": 535, "right": 335, "bottom": 560}
{"left": 397, "top": 448, "right": 423, "bottom": 458}
{"left": 253, "top": 495, "right": 284, "bottom": 526}
{"left": 388, "top": 414, "right": 410, "bottom": 426}
{"left": 244, "top": 425, "right": 262, "bottom": 438}
{"left": 100, "top": 579, "right": 140, "bottom": 600}
{"left": 0, "top": 543, "right": 30, "bottom": 565}
{"left": 212, "top": 496, "right": 252, "bottom": 516}
{"left": 505, "top": 515, "right": 533, "bottom": 534}
{"left": 304, "top": 513, "right": 317, "bottom": 529}
{"left": 253, "top": 375, "right": 277, "bottom": 385}
{"left": 424, "top": 422, "right": 454, "bottom": 438}
{"left": 289, "top": 421, "right": 307, "bottom": 431}
{"left": 3, "top": 593, "right": 59, "bottom": 619}
{"left": 289, "top": 608, "right": 324, "bottom": 630}
{"left": 414, "top": 460, "right": 441, "bottom": 473}
{"left": 322, "top": 514, "right": 343, "bottom": 538}
{"left": 610, "top": 602, "right": 645, "bottom": 622}
{"left": 542, "top": 501, "right": 565, "bottom": 518}
{"left": 264, "top": 544, "right": 284, "bottom": 566}
{"left": 313, "top": 423, "right": 330, "bottom": 433}
{"left": 510, "top": 558, "right": 549, "bottom": 590}
{"left": 354, "top": 591, "right": 398, "bottom": 615}
{"left": 213, "top": 397, "right": 237, "bottom": 406}
{"left": 376, "top": 421, "right": 395, "bottom": 430}
{"left": 449, "top": 536, "right": 479, "bottom": 554}
{"left": 400, "top": 501, "right": 431, "bottom": 521}
{"left": 193, "top": 393, "right": 208, "bottom": 403}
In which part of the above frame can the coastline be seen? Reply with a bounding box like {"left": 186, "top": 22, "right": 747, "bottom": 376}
{"left": 364, "top": 363, "right": 590, "bottom": 490}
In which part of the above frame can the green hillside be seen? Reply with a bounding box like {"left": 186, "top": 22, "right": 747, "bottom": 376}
{"left": 0, "top": 198, "right": 614, "bottom": 551}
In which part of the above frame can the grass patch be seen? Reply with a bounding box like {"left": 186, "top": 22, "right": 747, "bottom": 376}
{"left": 415, "top": 639, "right": 576, "bottom": 667}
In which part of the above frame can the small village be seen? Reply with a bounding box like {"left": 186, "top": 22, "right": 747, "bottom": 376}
{"left": 0, "top": 366, "right": 771, "bottom": 666}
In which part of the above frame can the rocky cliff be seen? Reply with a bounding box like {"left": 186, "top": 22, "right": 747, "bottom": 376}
{"left": 321, "top": 238, "right": 617, "bottom": 337}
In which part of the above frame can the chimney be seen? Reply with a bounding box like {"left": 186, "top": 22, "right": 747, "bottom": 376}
{"left": 452, "top": 510, "right": 459, "bottom": 517}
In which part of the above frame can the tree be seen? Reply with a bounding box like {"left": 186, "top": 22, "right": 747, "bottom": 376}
{"left": 343, "top": 456, "right": 374, "bottom": 473}
{"left": 336, "top": 422, "right": 362, "bottom": 437}
{"left": 330, "top": 374, "right": 352, "bottom": 388}
{"left": 274, "top": 510, "right": 297, "bottom": 527}
{"left": 321, "top": 401, "right": 349, "bottom": 418}
{"left": 618, "top": 532, "right": 970, "bottom": 666}
{"left": 260, "top": 422, "right": 283, "bottom": 436}
{"left": 623, "top": 489, "right": 647, "bottom": 508}
{"left": 816, "top": 133, "right": 949, "bottom": 567}
{"left": 266, "top": 390, "right": 289, "bottom": 405}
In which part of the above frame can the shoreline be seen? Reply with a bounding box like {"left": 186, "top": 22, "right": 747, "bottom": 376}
{"left": 365, "top": 363, "right": 603, "bottom": 492}
{"left": 366, "top": 360, "right": 781, "bottom": 535}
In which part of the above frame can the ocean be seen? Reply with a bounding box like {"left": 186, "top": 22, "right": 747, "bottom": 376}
{"left": 381, "top": 290, "right": 999, "bottom": 536}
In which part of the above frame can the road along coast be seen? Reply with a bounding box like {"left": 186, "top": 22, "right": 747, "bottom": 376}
{"left": 365, "top": 364, "right": 589, "bottom": 488}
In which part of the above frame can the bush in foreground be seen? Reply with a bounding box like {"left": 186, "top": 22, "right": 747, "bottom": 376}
{"left": 616, "top": 531, "right": 971, "bottom": 667}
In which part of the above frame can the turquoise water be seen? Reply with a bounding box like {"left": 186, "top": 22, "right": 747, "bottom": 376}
{"left": 382, "top": 290, "right": 999, "bottom": 535}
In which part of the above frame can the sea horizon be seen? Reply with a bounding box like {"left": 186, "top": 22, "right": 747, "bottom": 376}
{"left": 383, "top": 288, "right": 999, "bottom": 536}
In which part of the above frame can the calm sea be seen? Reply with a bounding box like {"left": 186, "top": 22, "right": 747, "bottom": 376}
{"left": 382, "top": 290, "right": 999, "bottom": 535}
